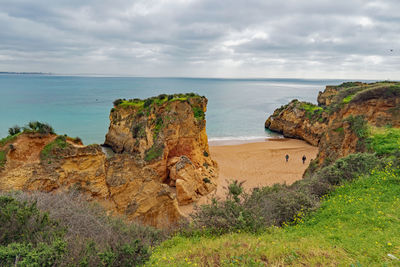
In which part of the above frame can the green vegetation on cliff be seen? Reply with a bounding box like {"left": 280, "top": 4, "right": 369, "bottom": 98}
{"left": 326, "top": 81, "right": 400, "bottom": 112}
{"left": 144, "top": 143, "right": 164, "bottom": 162}
{"left": 0, "top": 151, "right": 6, "bottom": 168}
{"left": 113, "top": 93, "right": 203, "bottom": 109}
{"left": 40, "top": 135, "right": 69, "bottom": 162}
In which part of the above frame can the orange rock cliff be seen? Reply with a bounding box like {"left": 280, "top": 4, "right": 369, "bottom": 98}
{"left": 265, "top": 81, "right": 400, "bottom": 167}
{"left": 0, "top": 93, "right": 218, "bottom": 228}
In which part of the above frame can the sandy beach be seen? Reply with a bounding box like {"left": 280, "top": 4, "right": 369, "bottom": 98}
{"left": 180, "top": 138, "right": 318, "bottom": 215}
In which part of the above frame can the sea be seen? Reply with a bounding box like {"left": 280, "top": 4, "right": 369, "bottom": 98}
{"left": 0, "top": 75, "right": 369, "bottom": 145}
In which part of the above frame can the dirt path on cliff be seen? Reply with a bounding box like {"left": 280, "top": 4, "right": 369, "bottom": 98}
{"left": 180, "top": 138, "right": 318, "bottom": 216}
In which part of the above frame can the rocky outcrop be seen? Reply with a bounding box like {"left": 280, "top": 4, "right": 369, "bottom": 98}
{"left": 0, "top": 94, "right": 218, "bottom": 228}
{"left": 317, "top": 86, "right": 339, "bottom": 106}
{"left": 104, "top": 95, "right": 218, "bottom": 205}
{"left": 265, "top": 100, "right": 328, "bottom": 146}
{"left": 266, "top": 81, "right": 400, "bottom": 166}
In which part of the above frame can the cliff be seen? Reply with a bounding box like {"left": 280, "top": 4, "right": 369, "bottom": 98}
{"left": 0, "top": 93, "right": 218, "bottom": 228}
{"left": 264, "top": 100, "right": 328, "bottom": 146}
{"left": 265, "top": 81, "right": 400, "bottom": 166}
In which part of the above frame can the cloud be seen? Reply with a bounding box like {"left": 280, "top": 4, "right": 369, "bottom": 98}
{"left": 0, "top": 0, "right": 399, "bottom": 79}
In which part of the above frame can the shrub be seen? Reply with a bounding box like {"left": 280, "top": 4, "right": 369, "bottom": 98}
{"left": 168, "top": 95, "right": 174, "bottom": 101}
{"left": 315, "top": 153, "right": 381, "bottom": 185}
{"left": 0, "top": 196, "right": 66, "bottom": 266}
{"left": 351, "top": 85, "right": 400, "bottom": 103}
{"left": 344, "top": 115, "right": 368, "bottom": 139}
{"left": 188, "top": 181, "right": 316, "bottom": 234}
{"left": 0, "top": 240, "right": 66, "bottom": 267}
{"left": 186, "top": 152, "right": 384, "bottom": 235}
{"left": 192, "top": 106, "right": 205, "bottom": 120}
{"left": 73, "top": 136, "right": 82, "bottom": 144}
{"left": 144, "top": 99, "right": 153, "bottom": 108}
{"left": 0, "top": 196, "right": 64, "bottom": 246}
{"left": 4, "top": 191, "right": 165, "bottom": 266}
{"left": 25, "top": 121, "right": 55, "bottom": 135}
{"left": 292, "top": 177, "right": 332, "bottom": 199}
{"left": 8, "top": 125, "right": 21, "bottom": 136}
{"left": 158, "top": 94, "right": 167, "bottom": 100}
{"left": 113, "top": 99, "right": 123, "bottom": 107}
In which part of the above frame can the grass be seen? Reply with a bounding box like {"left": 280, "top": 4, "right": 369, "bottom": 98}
{"left": 0, "top": 150, "right": 6, "bottom": 168}
{"left": 342, "top": 94, "right": 355, "bottom": 104}
{"left": 0, "top": 133, "right": 20, "bottom": 147}
{"left": 153, "top": 117, "right": 164, "bottom": 140}
{"left": 147, "top": 164, "right": 400, "bottom": 266}
{"left": 40, "top": 136, "right": 69, "bottom": 161}
{"left": 298, "top": 102, "right": 323, "bottom": 121}
{"left": 368, "top": 127, "right": 400, "bottom": 156}
{"left": 144, "top": 143, "right": 164, "bottom": 162}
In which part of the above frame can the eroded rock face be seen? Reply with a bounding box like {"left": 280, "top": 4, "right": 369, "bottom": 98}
{"left": 0, "top": 94, "right": 218, "bottom": 228}
{"left": 265, "top": 82, "right": 400, "bottom": 167}
{"left": 265, "top": 100, "right": 328, "bottom": 146}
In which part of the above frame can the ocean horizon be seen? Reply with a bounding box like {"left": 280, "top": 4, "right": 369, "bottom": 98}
{"left": 0, "top": 74, "right": 374, "bottom": 145}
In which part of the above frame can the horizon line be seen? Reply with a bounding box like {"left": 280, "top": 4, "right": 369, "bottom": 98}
{"left": 0, "top": 72, "right": 389, "bottom": 82}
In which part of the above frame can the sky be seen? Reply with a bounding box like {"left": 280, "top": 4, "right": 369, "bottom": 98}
{"left": 0, "top": 0, "right": 399, "bottom": 79}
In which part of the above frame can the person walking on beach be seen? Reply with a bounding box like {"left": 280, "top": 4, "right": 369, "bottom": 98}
{"left": 285, "top": 154, "right": 289, "bottom": 162}
{"left": 302, "top": 155, "right": 306, "bottom": 164}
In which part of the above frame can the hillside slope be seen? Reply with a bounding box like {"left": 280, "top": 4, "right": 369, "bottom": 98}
{"left": 147, "top": 165, "right": 400, "bottom": 266}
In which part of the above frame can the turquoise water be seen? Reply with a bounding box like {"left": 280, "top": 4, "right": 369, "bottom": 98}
{"left": 0, "top": 75, "right": 359, "bottom": 144}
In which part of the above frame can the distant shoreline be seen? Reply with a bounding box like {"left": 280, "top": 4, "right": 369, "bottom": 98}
{"left": 0, "top": 72, "right": 52, "bottom": 75}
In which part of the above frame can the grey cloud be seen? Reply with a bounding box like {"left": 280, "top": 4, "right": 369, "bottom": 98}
{"left": 0, "top": 0, "right": 399, "bottom": 78}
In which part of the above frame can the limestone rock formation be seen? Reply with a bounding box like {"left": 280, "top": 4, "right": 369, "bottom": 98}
{"left": 0, "top": 93, "right": 218, "bottom": 228}
{"left": 265, "top": 81, "right": 400, "bottom": 166}
{"left": 265, "top": 100, "right": 328, "bottom": 146}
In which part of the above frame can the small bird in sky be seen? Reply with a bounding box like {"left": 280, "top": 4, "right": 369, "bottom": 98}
{"left": 390, "top": 49, "right": 394, "bottom": 52}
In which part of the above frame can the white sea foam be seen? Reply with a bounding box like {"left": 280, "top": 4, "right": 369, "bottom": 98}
{"left": 208, "top": 135, "right": 284, "bottom": 146}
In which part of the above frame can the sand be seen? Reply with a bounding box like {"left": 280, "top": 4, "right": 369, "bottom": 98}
{"left": 180, "top": 138, "right": 318, "bottom": 215}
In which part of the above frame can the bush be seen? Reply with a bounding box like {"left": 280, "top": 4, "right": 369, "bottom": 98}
{"left": 0, "top": 196, "right": 64, "bottom": 246}
{"left": 144, "top": 99, "right": 153, "bottom": 108}
{"left": 314, "top": 153, "right": 381, "bottom": 185}
{"left": 25, "top": 121, "right": 55, "bottom": 135}
{"left": 186, "top": 152, "right": 384, "bottom": 235}
{"left": 187, "top": 181, "right": 316, "bottom": 234}
{"left": 113, "top": 99, "right": 123, "bottom": 107}
{"left": 0, "top": 196, "right": 66, "bottom": 266}
{"left": 4, "top": 191, "right": 165, "bottom": 266}
{"left": 158, "top": 94, "right": 167, "bottom": 100}
{"left": 8, "top": 125, "right": 21, "bottom": 136}
{"left": 344, "top": 115, "right": 368, "bottom": 139}
{"left": 192, "top": 106, "right": 205, "bottom": 120}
